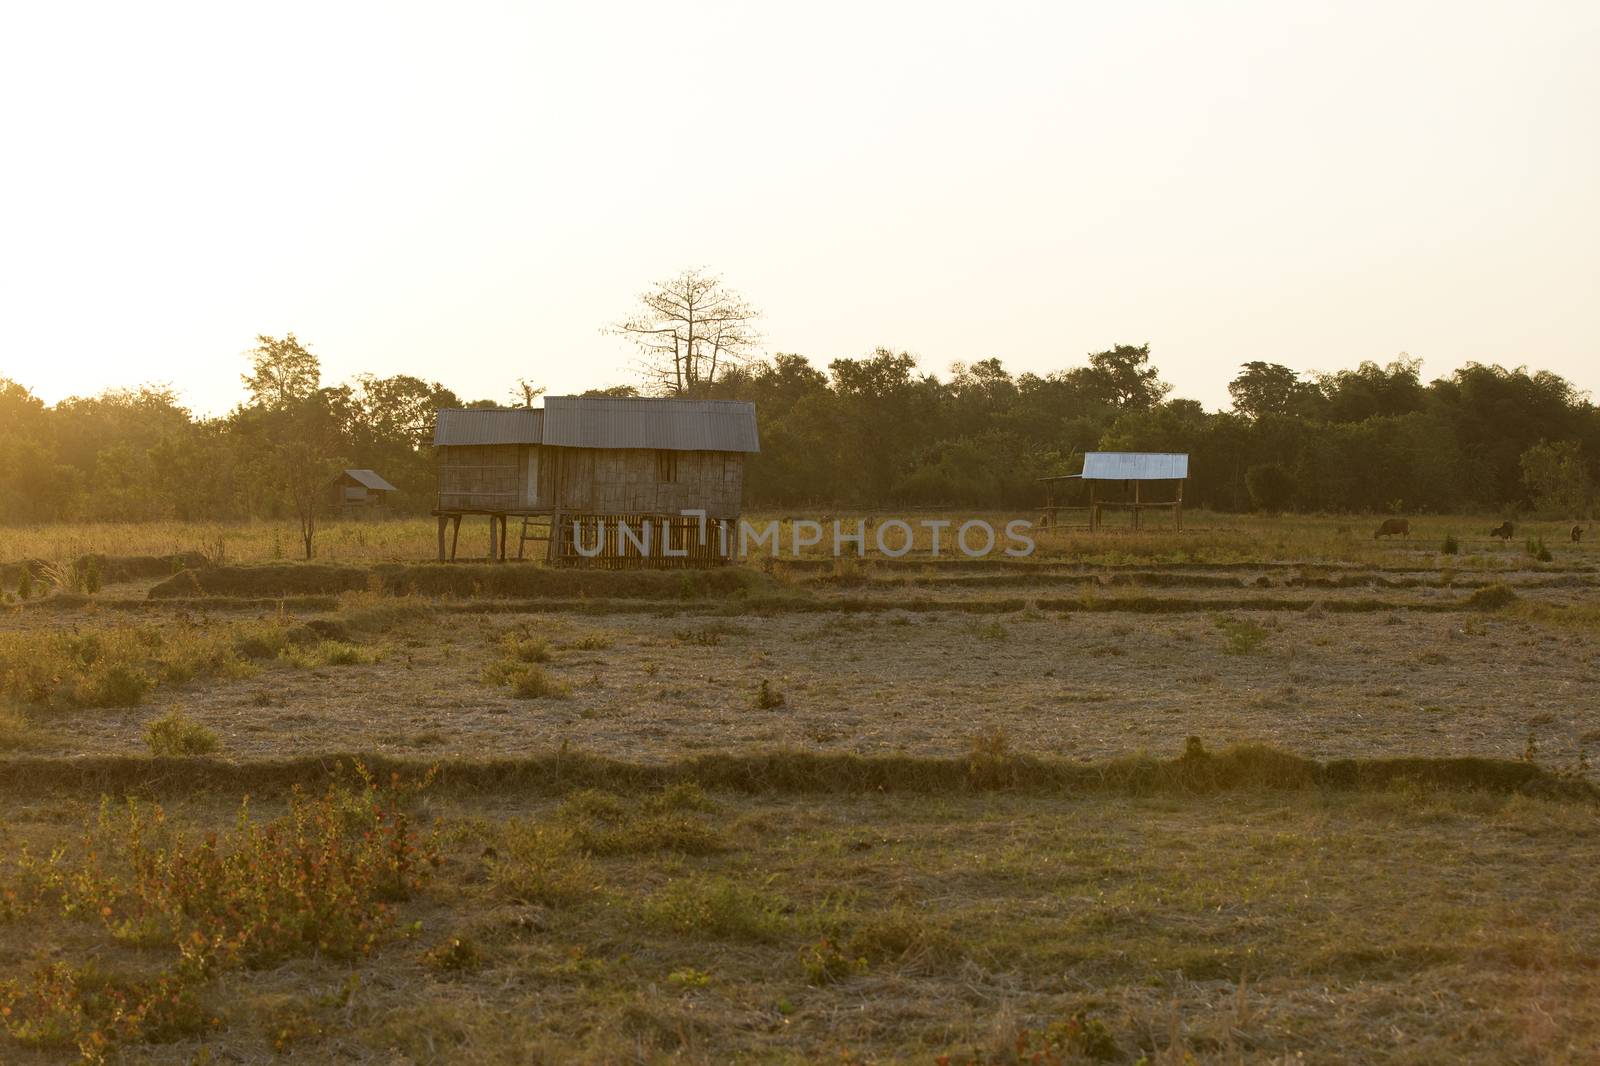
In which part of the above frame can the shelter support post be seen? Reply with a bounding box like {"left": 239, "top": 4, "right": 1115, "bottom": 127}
{"left": 436, "top": 516, "right": 447, "bottom": 561}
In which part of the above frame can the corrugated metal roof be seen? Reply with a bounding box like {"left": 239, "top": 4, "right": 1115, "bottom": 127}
{"left": 542, "top": 396, "right": 760, "bottom": 453}
{"left": 1080, "top": 452, "right": 1189, "bottom": 480}
{"left": 343, "top": 469, "right": 398, "bottom": 492}
{"left": 433, "top": 398, "right": 760, "bottom": 452}
{"left": 433, "top": 408, "right": 544, "bottom": 446}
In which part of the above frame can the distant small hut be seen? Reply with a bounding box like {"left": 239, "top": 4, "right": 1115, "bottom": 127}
{"left": 328, "top": 469, "right": 398, "bottom": 516}
{"left": 431, "top": 395, "right": 760, "bottom": 567}
{"left": 1039, "top": 451, "right": 1189, "bottom": 531}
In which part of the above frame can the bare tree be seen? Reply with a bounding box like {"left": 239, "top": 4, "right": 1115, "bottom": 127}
{"left": 511, "top": 379, "right": 545, "bottom": 408}
{"left": 273, "top": 440, "right": 342, "bottom": 560}
{"left": 610, "top": 268, "right": 761, "bottom": 395}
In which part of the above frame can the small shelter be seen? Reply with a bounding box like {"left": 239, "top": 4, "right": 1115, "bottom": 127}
{"left": 327, "top": 469, "right": 398, "bottom": 515}
{"left": 431, "top": 395, "right": 759, "bottom": 567}
{"left": 1039, "top": 451, "right": 1188, "bottom": 531}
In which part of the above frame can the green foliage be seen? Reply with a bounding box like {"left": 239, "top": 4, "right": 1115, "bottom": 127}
{"left": 5, "top": 340, "right": 1600, "bottom": 518}
{"left": 1525, "top": 536, "right": 1553, "bottom": 563}
{"left": 1244, "top": 463, "right": 1295, "bottom": 512}
{"left": 144, "top": 710, "right": 220, "bottom": 756}
{"left": 1521, "top": 439, "right": 1591, "bottom": 516}
{"left": 1441, "top": 533, "right": 1460, "bottom": 555}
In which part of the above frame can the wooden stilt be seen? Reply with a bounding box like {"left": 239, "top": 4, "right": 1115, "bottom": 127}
{"left": 436, "top": 516, "right": 447, "bottom": 561}
{"left": 450, "top": 516, "right": 461, "bottom": 561}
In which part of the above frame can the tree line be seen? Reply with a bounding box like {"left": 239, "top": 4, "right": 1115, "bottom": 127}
{"left": 2, "top": 336, "right": 1597, "bottom": 526}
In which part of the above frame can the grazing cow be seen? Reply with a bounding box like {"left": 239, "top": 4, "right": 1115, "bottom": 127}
{"left": 1489, "top": 521, "right": 1514, "bottom": 540}
{"left": 1374, "top": 517, "right": 1411, "bottom": 540}
{"left": 1575, "top": 525, "right": 1586, "bottom": 544}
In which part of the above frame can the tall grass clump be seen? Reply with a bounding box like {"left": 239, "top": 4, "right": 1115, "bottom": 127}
{"left": 1440, "top": 533, "right": 1460, "bottom": 555}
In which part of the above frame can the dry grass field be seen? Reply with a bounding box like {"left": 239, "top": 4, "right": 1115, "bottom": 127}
{"left": 2, "top": 513, "right": 1598, "bottom": 1063}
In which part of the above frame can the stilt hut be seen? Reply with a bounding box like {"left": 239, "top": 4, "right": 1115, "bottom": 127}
{"left": 327, "top": 469, "right": 398, "bottom": 515}
{"left": 431, "top": 396, "right": 759, "bottom": 566}
{"left": 1039, "top": 452, "right": 1188, "bottom": 531}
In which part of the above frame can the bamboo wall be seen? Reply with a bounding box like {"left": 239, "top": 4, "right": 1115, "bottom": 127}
{"left": 436, "top": 445, "right": 743, "bottom": 520}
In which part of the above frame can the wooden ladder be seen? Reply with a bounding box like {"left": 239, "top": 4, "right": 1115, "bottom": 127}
{"left": 516, "top": 516, "right": 551, "bottom": 560}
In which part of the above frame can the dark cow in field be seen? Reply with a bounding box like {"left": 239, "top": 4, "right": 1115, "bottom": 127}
{"left": 1576, "top": 525, "right": 1586, "bottom": 544}
{"left": 1374, "top": 518, "right": 1411, "bottom": 539}
{"left": 1490, "top": 521, "right": 1514, "bottom": 540}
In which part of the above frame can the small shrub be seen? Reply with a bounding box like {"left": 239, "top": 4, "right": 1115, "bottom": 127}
{"left": 423, "top": 935, "right": 481, "bottom": 973}
{"left": 1526, "top": 537, "right": 1553, "bottom": 563}
{"left": 801, "top": 936, "right": 867, "bottom": 985}
{"left": 666, "top": 967, "right": 711, "bottom": 988}
{"left": 754, "top": 678, "right": 786, "bottom": 710}
{"left": 1215, "top": 616, "right": 1269, "bottom": 655}
{"left": 145, "top": 710, "right": 220, "bottom": 756}
{"left": 567, "top": 631, "right": 614, "bottom": 651}
{"left": 1441, "top": 534, "right": 1460, "bottom": 555}
{"left": 507, "top": 664, "right": 570, "bottom": 699}
{"left": 500, "top": 632, "right": 553, "bottom": 663}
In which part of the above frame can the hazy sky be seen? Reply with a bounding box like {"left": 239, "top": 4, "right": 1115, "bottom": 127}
{"left": 3, "top": 1, "right": 1597, "bottom": 415}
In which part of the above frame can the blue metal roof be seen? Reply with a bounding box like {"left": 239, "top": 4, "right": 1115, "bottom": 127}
{"left": 1080, "top": 452, "right": 1189, "bottom": 480}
